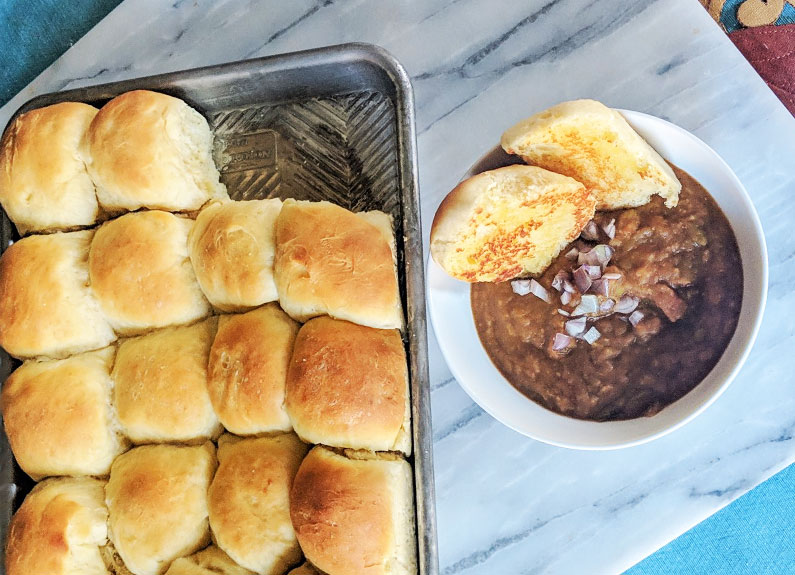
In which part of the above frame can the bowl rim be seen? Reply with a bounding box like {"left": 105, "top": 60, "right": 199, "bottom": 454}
{"left": 427, "top": 109, "right": 769, "bottom": 450}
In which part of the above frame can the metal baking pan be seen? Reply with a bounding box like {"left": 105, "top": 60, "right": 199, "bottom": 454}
{"left": 0, "top": 42, "right": 438, "bottom": 575}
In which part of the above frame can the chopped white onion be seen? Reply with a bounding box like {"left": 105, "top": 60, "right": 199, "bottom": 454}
{"left": 563, "top": 280, "right": 577, "bottom": 294}
{"left": 511, "top": 279, "right": 532, "bottom": 296}
{"left": 602, "top": 272, "right": 622, "bottom": 280}
{"left": 573, "top": 266, "right": 592, "bottom": 293}
{"left": 551, "top": 270, "right": 569, "bottom": 292}
{"left": 583, "top": 326, "right": 601, "bottom": 344}
{"left": 529, "top": 279, "right": 551, "bottom": 303}
{"left": 628, "top": 310, "right": 644, "bottom": 326}
{"left": 553, "top": 333, "right": 573, "bottom": 351}
{"left": 565, "top": 247, "right": 580, "bottom": 260}
{"left": 560, "top": 291, "right": 572, "bottom": 306}
{"left": 602, "top": 218, "right": 616, "bottom": 240}
{"left": 565, "top": 317, "right": 587, "bottom": 337}
{"left": 583, "top": 264, "right": 602, "bottom": 280}
{"left": 615, "top": 294, "right": 639, "bottom": 314}
{"left": 558, "top": 308, "right": 570, "bottom": 317}
{"left": 590, "top": 278, "right": 610, "bottom": 297}
{"left": 573, "top": 294, "right": 599, "bottom": 316}
{"left": 580, "top": 220, "right": 600, "bottom": 241}
{"left": 600, "top": 298, "right": 615, "bottom": 312}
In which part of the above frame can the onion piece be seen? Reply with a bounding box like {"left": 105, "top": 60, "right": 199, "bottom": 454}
{"left": 590, "top": 278, "right": 610, "bottom": 297}
{"left": 553, "top": 333, "right": 573, "bottom": 351}
{"left": 583, "top": 326, "right": 601, "bottom": 344}
{"left": 600, "top": 298, "right": 615, "bottom": 312}
{"left": 602, "top": 272, "right": 622, "bottom": 280}
{"left": 602, "top": 218, "right": 616, "bottom": 240}
{"left": 628, "top": 310, "right": 644, "bottom": 326}
{"left": 563, "top": 279, "right": 577, "bottom": 294}
{"left": 583, "top": 244, "right": 614, "bottom": 267}
{"left": 565, "top": 317, "right": 587, "bottom": 337}
{"left": 560, "top": 291, "right": 572, "bottom": 306}
{"left": 580, "top": 220, "right": 600, "bottom": 241}
{"left": 615, "top": 294, "right": 639, "bottom": 314}
{"left": 565, "top": 247, "right": 580, "bottom": 260}
{"left": 551, "top": 270, "right": 570, "bottom": 292}
{"left": 511, "top": 279, "right": 532, "bottom": 296}
{"left": 529, "top": 279, "right": 551, "bottom": 303}
{"left": 573, "top": 266, "right": 592, "bottom": 293}
{"left": 573, "top": 294, "right": 599, "bottom": 316}
{"left": 582, "top": 264, "right": 602, "bottom": 280}
{"left": 558, "top": 308, "right": 570, "bottom": 317}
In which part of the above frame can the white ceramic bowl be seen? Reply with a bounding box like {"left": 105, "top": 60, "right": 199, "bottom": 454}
{"left": 427, "top": 110, "right": 768, "bottom": 450}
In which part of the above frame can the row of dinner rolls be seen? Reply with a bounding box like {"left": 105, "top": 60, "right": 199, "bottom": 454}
{"left": 0, "top": 198, "right": 403, "bottom": 359}
{"left": 5, "top": 443, "right": 416, "bottom": 575}
{"left": 1, "top": 308, "right": 411, "bottom": 480}
{"left": 0, "top": 91, "right": 227, "bottom": 235}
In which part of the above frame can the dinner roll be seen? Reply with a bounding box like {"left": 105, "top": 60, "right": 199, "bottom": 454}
{"left": 0, "top": 230, "right": 116, "bottom": 358}
{"left": 164, "top": 546, "right": 254, "bottom": 575}
{"left": 430, "top": 165, "right": 594, "bottom": 282}
{"left": 189, "top": 199, "right": 282, "bottom": 311}
{"left": 5, "top": 477, "right": 109, "bottom": 575}
{"left": 0, "top": 102, "right": 100, "bottom": 234}
{"left": 501, "top": 99, "right": 681, "bottom": 210}
{"left": 290, "top": 447, "right": 416, "bottom": 575}
{"left": 1, "top": 347, "right": 127, "bottom": 479}
{"left": 113, "top": 318, "right": 221, "bottom": 444}
{"left": 84, "top": 90, "right": 226, "bottom": 213}
{"left": 209, "top": 434, "right": 308, "bottom": 575}
{"left": 288, "top": 564, "right": 321, "bottom": 575}
{"left": 286, "top": 317, "right": 410, "bottom": 454}
{"left": 106, "top": 443, "right": 216, "bottom": 575}
{"left": 207, "top": 304, "right": 298, "bottom": 435}
{"left": 274, "top": 200, "right": 402, "bottom": 329}
{"left": 89, "top": 210, "right": 211, "bottom": 334}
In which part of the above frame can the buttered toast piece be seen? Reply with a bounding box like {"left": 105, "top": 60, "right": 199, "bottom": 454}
{"left": 430, "top": 165, "right": 594, "bottom": 282}
{"left": 501, "top": 99, "right": 681, "bottom": 210}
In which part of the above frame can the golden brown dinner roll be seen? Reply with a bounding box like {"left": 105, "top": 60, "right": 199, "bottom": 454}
{"left": 207, "top": 304, "right": 298, "bottom": 435}
{"left": 164, "top": 546, "right": 255, "bottom": 575}
{"left": 209, "top": 434, "right": 308, "bottom": 575}
{"left": 290, "top": 447, "right": 416, "bottom": 575}
{"left": 5, "top": 477, "right": 109, "bottom": 575}
{"left": 106, "top": 443, "right": 217, "bottom": 575}
{"left": 274, "top": 200, "right": 402, "bottom": 329}
{"left": 430, "top": 165, "right": 594, "bottom": 282}
{"left": 1, "top": 347, "right": 127, "bottom": 480}
{"left": 286, "top": 317, "right": 410, "bottom": 454}
{"left": 0, "top": 102, "right": 100, "bottom": 234}
{"left": 189, "top": 199, "right": 282, "bottom": 311}
{"left": 84, "top": 90, "right": 226, "bottom": 213}
{"left": 288, "top": 564, "right": 321, "bottom": 575}
{"left": 501, "top": 99, "right": 681, "bottom": 210}
{"left": 89, "top": 210, "right": 211, "bottom": 334}
{"left": 113, "top": 318, "right": 221, "bottom": 444}
{"left": 0, "top": 230, "right": 116, "bottom": 359}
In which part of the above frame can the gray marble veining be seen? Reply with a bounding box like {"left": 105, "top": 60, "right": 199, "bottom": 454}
{"left": 2, "top": 1, "right": 795, "bottom": 573}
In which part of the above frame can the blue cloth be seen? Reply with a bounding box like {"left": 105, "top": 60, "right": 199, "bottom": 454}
{"left": 0, "top": 0, "right": 123, "bottom": 106}
{"left": 1, "top": 1, "right": 794, "bottom": 573}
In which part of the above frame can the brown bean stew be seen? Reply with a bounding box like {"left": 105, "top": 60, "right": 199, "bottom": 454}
{"left": 471, "top": 166, "right": 743, "bottom": 421}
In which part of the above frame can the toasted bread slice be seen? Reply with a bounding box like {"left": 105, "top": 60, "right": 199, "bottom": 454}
{"left": 430, "top": 165, "right": 594, "bottom": 282}
{"left": 501, "top": 99, "right": 681, "bottom": 210}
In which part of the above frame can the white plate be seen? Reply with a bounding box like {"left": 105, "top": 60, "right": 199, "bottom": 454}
{"left": 427, "top": 110, "right": 768, "bottom": 450}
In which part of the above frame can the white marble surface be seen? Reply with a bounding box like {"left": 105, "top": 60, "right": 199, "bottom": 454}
{"left": 4, "top": 1, "right": 795, "bottom": 573}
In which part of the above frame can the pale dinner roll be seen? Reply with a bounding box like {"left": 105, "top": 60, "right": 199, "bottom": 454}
{"left": 1, "top": 347, "right": 127, "bottom": 480}
{"left": 106, "top": 443, "right": 217, "bottom": 575}
{"left": 164, "top": 546, "right": 254, "bottom": 575}
{"left": 208, "top": 434, "right": 308, "bottom": 575}
{"left": 113, "top": 318, "right": 221, "bottom": 444}
{"left": 207, "top": 304, "right": 298, "bottom": 435}
{"left": 0, "top": 102, "right": 100, "bottom": 234}
{"left": 89, "top": 210, "right": 211, "bottom": 334}
{"left": 274, "top": 200, "right": 402, "bottom": 329}
{"left": 189, "top": 199, "right": 282, "bottom": 311}
{"left": 288, "top": 564, "right": 321, "bottom": 575}
{"left": 501, "top": 99, "right": 681, "bottom": 210}
{"left": 286, "top": 317, "right": 410, "bottom": 454}
{"left": 0, "top": 230, "right": 116, "bottom": 359}
{"left": 5, "top": 477, "right": 109, "bottom": 575}
{"left": 430, "top": 165, "right": 594, "bottom": 282}
{"left": 290, "top": 447, "right": 417, "bottom": 575}
{"left": 84, "top": 90, "right": 226, "bottom": 213}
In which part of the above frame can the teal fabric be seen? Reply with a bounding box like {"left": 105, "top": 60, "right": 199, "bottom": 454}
{"left": 0, "top": 0, "right": 123, "bottom": 106}
{"left": 720, "top": 0, "right": 795, "bottom": 32}
{"left": 1, "top": 1, "right": 794, "bottom": 573}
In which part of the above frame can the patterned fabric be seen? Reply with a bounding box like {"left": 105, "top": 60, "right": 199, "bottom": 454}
{"left": 701, "top": 0, "right": 795, "bottom": 115}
